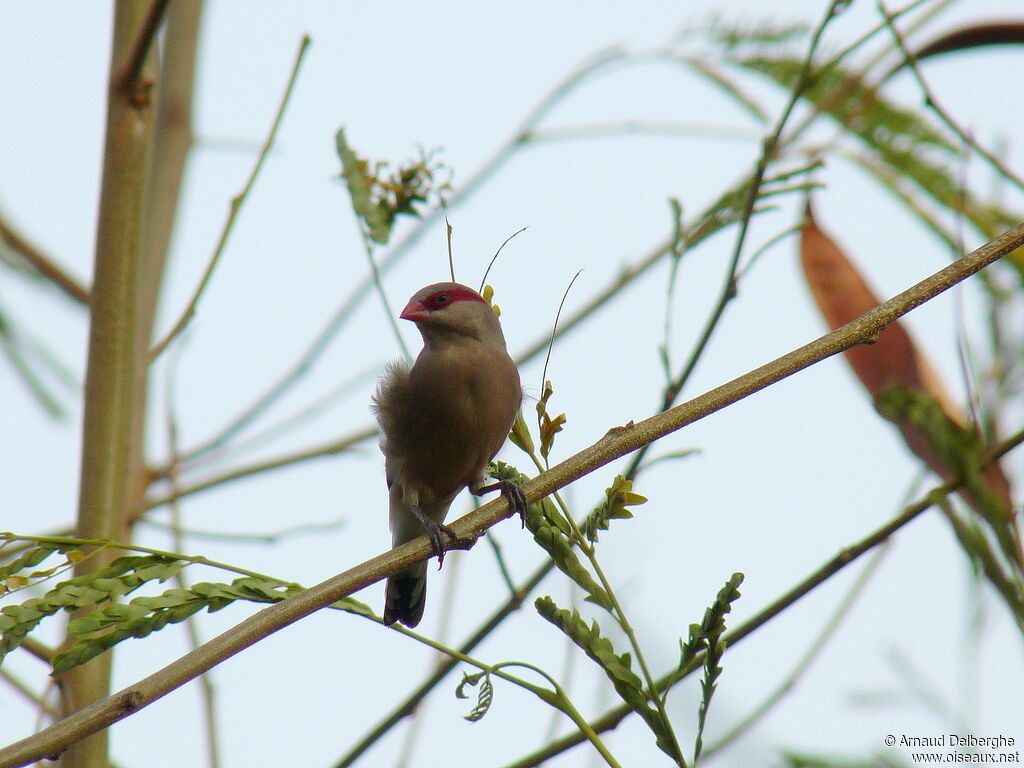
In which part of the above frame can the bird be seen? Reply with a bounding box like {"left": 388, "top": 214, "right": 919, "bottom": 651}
{"left": 372, "top": 282, "right": 524, "bottom": 628}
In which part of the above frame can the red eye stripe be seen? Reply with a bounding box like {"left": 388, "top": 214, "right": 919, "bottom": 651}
{"left": 422, "top": 285, "right": 487, "bottom": 311}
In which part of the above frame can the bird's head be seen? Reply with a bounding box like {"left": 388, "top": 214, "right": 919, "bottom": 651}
{"left": 400, "top": 282, "right": 506, "bottom": 346}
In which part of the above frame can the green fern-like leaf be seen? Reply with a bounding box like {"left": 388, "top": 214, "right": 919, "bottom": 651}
{"left": 335, "top": 128, "right": 390, "bottom": 243}
{"left": 0, "top": 555, "right": 184, "bottom": 663}
{"left": 875, "top": 385, "right": 1018, "bottom": 551}
{"left": 535, "top": 380, "right": 567, "bottom": 460}
{"left": 0, "top": 544, "right": 60, "bottom": 581}
{"left": 708, "top": 19, "right": 811, "bottom": 50}
{"left": 678, "top": 573, "right": 743, "bottom": 766}
{"left": 456, "top": 670, "right": 495, "bottom": 722}
{"left": 330, "top": 596, "right": 376, "bottom": 618}
{"left": 736, "top": 56, "right": 1024, "bottom": 273}
{"left": 335, "top": 129, "right": 449, "bottom": 245}
{"left": 1, "top": 548, "right": 378, "bottom": 675}
{"left": 875, "top": 384, "right": 1024, "bottom": 622}
{"left": 508, "top": 411, "right": 536, "bottom": 454}
{"left": 583, "top": 475, "right": 647, "bottom": 543}
{"left": 531, "top": 514, "right": 613, "bottom": 611}
{"left": 489, "top": 461, "right": 616, "bottom": 611}
{"left": 1, "top": 539, "right": 86, "bottom": 595}
{"left": 535, "top": 597, "right": 644, "bottom": 695}
{"left": 679, "top": 572, "right": 743, "bottom": 671}
{"left": 685, "top": 159, "right": 822, "bottom": 250}
{"left": 51, "top": 575, "right": 304, "bottom": 675}
{"left": 535, "top": 596, "right": 677, "bottom": 758}
{"left": 741, "top": 56, "right": 956, "bottom": 151}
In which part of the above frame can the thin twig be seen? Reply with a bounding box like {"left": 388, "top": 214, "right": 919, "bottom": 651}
{"left": 178, "top": 364, "right": 379, "bottom": 473}
{"left": 540, "top": 270, "right": 583, "bottom": 407}
{"left": 780, "top": 0, "right": 935, "bottom": 144}
{"left": 660, "top": 199, "right": 686, "bottom": 380}
{"left": 479, "top": 226, "right": 528, "bottom": 293}
{"left": 868, "top": 0, "right": 955, "bottom": 78}
{"left": 18, "top": 637, "right": 55, "bottom": 665}
{"left": 529, "top": 120, "right": 758, "bottom": 144}
{"left": 116, "top": 0, "right": 171, "bottom": 97}
{"left": 0, "top": 532, "right": 298, "bottom": 585}
{"left": 521, "top": 423, "right": 687, "bottom": 761}
{"left": 360, "top": 232, "right": 410, "bottom": 362}
{"left": 512, "top": 167, "right": 816, "bottom": 369}
{"left": 0, "top": 214, "right": 90, "bottom": 305}
{"left": 624, "top": 0, "right": 845, "bottom": 481}
{"left": 382, "top": 633, "right": 622, "bottom": 767}
{"left": 734, "top": 223, "right": 801, "bottom": 282}
{"left": 515, "top": 236, "right": 673, "bottom": 364}
{"left": 0, "top": 317, "right": 68, "bottom": 418}
{"left": 149, "top": 35, "right": 312, "bottom": 361}
{"left": 704, "top": 546, "right": 888, "bottom": 757}
{"left": 0, "top": 669, "right": 59, "bottom": 721}
{"left": 141, "top": 0, "right": 202, "bottom": 345}
{"left": 485, "top": 531, "right": 519, "bottom": 597}
{"left": 164, "top": 388, "right": 222, "bottom": 768}
{"left": 143, "top": 427, "right": 377, "bottom": 513}
{"left": 575, "top": 523, "right": 687, "bottom": 763}
{"left": 138, "top": 517, "right": 345, "bottom": 545}
{"left": 445, "top": 215, "right": 455, "bottom": 282}
{"left": 878, "top": 1, "right": 1024, "bottom": 195}
{"left": 178, "top": 297, "right": 366, "bottom": 464}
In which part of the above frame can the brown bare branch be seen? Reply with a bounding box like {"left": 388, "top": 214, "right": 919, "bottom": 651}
{"left": 0, "top": 214, "right": 89, "bottom": 305}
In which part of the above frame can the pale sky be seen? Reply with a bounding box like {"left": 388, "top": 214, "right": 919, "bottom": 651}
{"left": 2, "top": 2, "right": 1023, "bottom": 767}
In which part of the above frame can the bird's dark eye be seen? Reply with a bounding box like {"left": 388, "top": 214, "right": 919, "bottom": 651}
{"left": 433, "top": 293, "right": 450, "bottom": 307}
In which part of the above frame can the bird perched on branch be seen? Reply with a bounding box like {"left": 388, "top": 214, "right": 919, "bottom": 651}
{"left": 373, "top": 282, "right": 523, "bottom": 627}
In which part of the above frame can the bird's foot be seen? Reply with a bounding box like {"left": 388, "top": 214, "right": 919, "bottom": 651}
{"left": 473, "top": 478, "right": 528, "bottom": 528}
{"left": 410, "top": 505, "right": 458, "bottom": 569}
{"left": 500, "top": 479, "right": 528, "bottom": 527}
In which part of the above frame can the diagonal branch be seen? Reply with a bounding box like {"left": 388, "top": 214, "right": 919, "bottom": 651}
{"left": 0, "top": 214, "right": 90, "bottom": 305}
{"left": 141, "top": 426, "right": 377, "bottom": 514}
{"left": 878, "top": 0, "right": 1024, "bottom": 195}
{"left": 149, "top": 35, "right": 311, "bottom": 361}
{"left": 2, "top": 221, "right": 1021, "bottom": 768}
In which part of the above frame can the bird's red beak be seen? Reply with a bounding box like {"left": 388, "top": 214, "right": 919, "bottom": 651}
{"left": 400, "top": 299, "right": 430, "bottom": 322}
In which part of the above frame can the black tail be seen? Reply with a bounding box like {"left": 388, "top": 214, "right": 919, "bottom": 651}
{"left": 383, "top": 564, "right": 428, "bottom": 627}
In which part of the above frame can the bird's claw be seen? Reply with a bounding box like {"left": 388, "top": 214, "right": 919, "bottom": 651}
{"left": 411, "top": 505, "right": 459, "bottom": 569}
{"left": 470, "top": 477, "right": 529, "bottom": 527}
{"left": 432, "top": 522, "right": 459, "bottom": 570}
{"left": 498, "top": 479, "right": 528, "bottom": 528}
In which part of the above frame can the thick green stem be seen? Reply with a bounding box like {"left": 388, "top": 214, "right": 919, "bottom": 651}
{"left": 61, "top": 3, "right": 160, "bottom": 766}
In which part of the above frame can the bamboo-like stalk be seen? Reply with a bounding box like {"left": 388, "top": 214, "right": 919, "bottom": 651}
{"left": 140, "top": 0, "right": 201, "bottom": 343}
{"left": 59, "top": 3, "right": 162, "bottom": 767}
{"left": 127, "top": 0, "right": 203, "bottom": 523}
